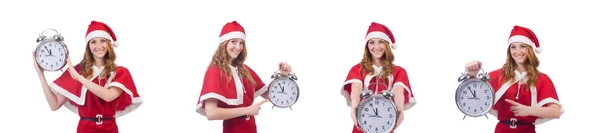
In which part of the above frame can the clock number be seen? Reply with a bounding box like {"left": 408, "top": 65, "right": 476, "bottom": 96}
{"left": 463, "top": 90, "right": 467, "bottom": 94}
{"left": 290, "top": 97, "right": 293, "bottom": 100}
{"left": 387, "top": 121, "right": 391, "bottom": 125}
{"left": 292, "top": 92, "right": 296, "bottom": 95}
{"left": 281, "top": 101, "right": 283, "bottom": 104}
{"left": 487, "top": 96, "right": 490, "bottom": 99}
{"left": 474, "top": 108, "right": 477, "bottom": 112}
{"left": 484, "top": 89, "right": 488, "bottom": 93}
{"left": 291, "top": 87, "right": 294, "bottom": 90}
{"left": 364, "top": 108, "right": 369, "bottom": 112}
{"left": 363, "top": 120, "right": 367, "bottom": 125}
{"left": 485, "top": 102, "right": 488, "bottom": 106}
{"left": 375, "top": 127, "right": 378, "bottom": 131}
{"left": 375, "top": 101, "right": 379, "bottom": 105}
{"left": 463, "top": 103, "right": 466, "bottom": 106}
{"left": 389, "top": 114, "right": 392, "bottom": 118}
{"left": 41, "top": 49, "right": 45, "bottom": 53}
{"left": 480, "top": 107, "right": 483, "bottom": 111}
{"left": 382, "top": 126, "right": 385, "bottom": 130}
{"left": 473, "top": 83, "right": 477, "bottom": 88}
{"left": 369, "top": 125, "right": 372, "bottom": 129}
{"left": 49, "top": 43, "right": 53, "bottom": 47}
{"left": 361, "top": 114, "right": 365, "bottom": 117}
{"left": 59, "top": 48, "right": 62, "bottom": 51}
{"left": 467, "top": 107, "right": 470, "bottom": 111}
{"left": 387, "top": 107, "right": 391, "bottom": 112}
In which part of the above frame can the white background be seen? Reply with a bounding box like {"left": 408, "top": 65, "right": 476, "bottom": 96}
{"left": 1, "top": 0, "right": 598, "bottom": 132}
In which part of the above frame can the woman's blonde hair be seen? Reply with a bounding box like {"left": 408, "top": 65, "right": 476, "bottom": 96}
{"left": 360, "top": 40, "right": 395, "bottom": 78}
{"left": 501, "top": 44, "right": 540, "bottom": 88}
{"left": 209, "top": 40, "right": 256, "bottom": 87}
{"left": 79, "top": 38, "right": 117, "bottom": 79}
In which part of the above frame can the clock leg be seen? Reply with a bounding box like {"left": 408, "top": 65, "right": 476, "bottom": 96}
{"left": 485, "top": 114, "right": 489, "bottom": 119}
{"left": 463, "top": 115, "right": 466, "bottom": 120}
{"left": 272, "top": 105, "right": 275, "bottom": 109}
{"left": 289, "top": 106, "right": 293, "bottom": 111}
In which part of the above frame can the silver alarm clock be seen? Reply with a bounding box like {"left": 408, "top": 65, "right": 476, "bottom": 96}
{"left": 34, "top": 29, "right": 69, "bottom": 71}
{"left": 455, "top": 68, "right": 494, "bottom": 119}
{"left": 267, "top": 71, "right": 299, "bottom": 110}
{"left": 356, "top": 78, "right": 398, "bottom": 133}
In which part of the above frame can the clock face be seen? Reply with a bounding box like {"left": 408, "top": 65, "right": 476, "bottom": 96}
{"left": 267, "top": 77, "right": 299, "bottom": 108}
{"left": 455, "top": 79, "right": 494, "bottom": 117}
{"left": 357, "top": 95, "right": 396, "bottom": 133}
{"left": 35, "top": 40, "right": 67, "bottom": 71}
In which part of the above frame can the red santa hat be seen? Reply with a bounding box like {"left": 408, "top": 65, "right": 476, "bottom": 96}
{"left": 85, "top": 21, "right": 119, "bottom": 47}
{"left": 365, "top": 22, "right": 397, "bottom": 49}
{"left": 508, "top": 25, "right": 541, "bottom": 54}
{"left": 219, "top": 21, "right": 246, "bottom": 44}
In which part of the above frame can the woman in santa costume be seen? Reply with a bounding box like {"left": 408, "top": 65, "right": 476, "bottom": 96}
{"left": 340, "top": 22, "right": 417, "bottom": 133}
{"left": 464, "top": 25, "right": 563, "bottom": 133}
{"left": 32, "top": 20, "right": 142, "bottom": 133}
{"left": 195, "top": 20, "right": 292, "bottom": 133}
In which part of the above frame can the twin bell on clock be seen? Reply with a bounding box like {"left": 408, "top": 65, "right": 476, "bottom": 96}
{"left": 34, "top": 29, "right": 69, "bottom": 72}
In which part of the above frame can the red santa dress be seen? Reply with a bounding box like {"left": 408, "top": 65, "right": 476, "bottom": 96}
{"left": 340, "top": 64, "right": 417, "bottom": 133}
{"left": 487, "top": 69, "right": 564, "bottom": 133}
{"left": 196, "top": 64, "right": 268, "bottom": 133}
{"left": 49, "top": 64, "right": 143, "bottom": 133}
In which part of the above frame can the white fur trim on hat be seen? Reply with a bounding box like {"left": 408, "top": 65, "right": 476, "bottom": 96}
{"left": 365, "top": 31, "right": 395, "bottom": 49}
{"left": 219, "top": 31, "right": 246, "bottom": 44}
{"left": 85, "top": 30, "right": 117, "bottom": 47}
{"left": 508, "top": 35, "right": 540, "bottom": 54}
{"left": 112, "top": 41, "right": 119, "bottom": 48}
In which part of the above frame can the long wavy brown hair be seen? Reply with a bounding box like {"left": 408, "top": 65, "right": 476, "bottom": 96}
{"left": 360, "top": 40, "right": 395, "bottom": 78}
{"left": 209, "top": 40, "right": 256, "bottom": 87}
{"left": 79, "top": 38, "right": 117, "bottom": 80}
{"left": 501, "top": 44, "right": 540, "bottom": 89}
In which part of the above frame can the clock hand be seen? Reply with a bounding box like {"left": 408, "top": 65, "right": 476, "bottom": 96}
{"left": 278, "top": 83, "right": 284, "bottom": 92}
{"left": 375, "top": 108, "right": 379, "bottom": 116}
{"left": 371, "top": 106, "right": 376, "bottom": 115}
{"left": 44, "top": 46, "right": 52, "bottom": 55}
{"left": 468, "top": 87, "right": 475, "bottom": 97}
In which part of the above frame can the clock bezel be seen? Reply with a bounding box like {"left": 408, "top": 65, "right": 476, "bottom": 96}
{"left": 267, "top": 76, "right": 299, "bottom": 108}
{"left": 356, "top": 94, "right": 399, "bottom": 133}
{"left": 35, "top": 38, "right": 69, "bottom": 72}
{"left": 455, "top": 77, "right": 495, "bottom": 117}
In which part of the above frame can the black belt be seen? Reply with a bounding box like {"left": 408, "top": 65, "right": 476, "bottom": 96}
{"left": 500, "top": 118, "right": 533, "bottom": 129}
{"left": 80, "top": 115, "right": 113, "bottom": 125}
{"left": 81, "top": 117, "right": 113, "bottom": 122}
{"left": 500, "top": 121, "right": 533, "bottom": 125}
{"left": 235, "top": 115, "right": 250, "bottom": 119}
